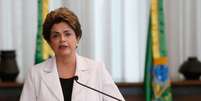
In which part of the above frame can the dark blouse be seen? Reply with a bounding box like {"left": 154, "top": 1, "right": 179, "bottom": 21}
{"left": 59, "top": 77, "right": 74, "bottom": 101}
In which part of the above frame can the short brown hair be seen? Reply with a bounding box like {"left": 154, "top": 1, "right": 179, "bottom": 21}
{"left": 43, "top": 7, "right": 82, "bottom": 42}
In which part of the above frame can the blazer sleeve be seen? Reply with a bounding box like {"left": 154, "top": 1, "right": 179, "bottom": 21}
{"left": 20, "top": 67, "right": 37, "bottom": 101}
{"left": 100, "top": 63, "right": 125, "bottom": 101}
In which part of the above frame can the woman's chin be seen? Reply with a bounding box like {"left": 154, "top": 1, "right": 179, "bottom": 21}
{"left": 57, "top": 51, "right": 73, "bottom": 57}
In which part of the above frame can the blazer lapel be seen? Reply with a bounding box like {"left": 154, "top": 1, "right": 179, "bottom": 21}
{"left": 42, "top": 57, "right": 64, "bottom": 101}
{"left": 72, "top": 55, "right": 90, "bottom": 101}
{"left": 41, "top": 55, "right": 90, "bottom": 101}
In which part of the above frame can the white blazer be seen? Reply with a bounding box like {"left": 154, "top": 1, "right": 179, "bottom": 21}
{"left": 20, "top": 55, "right": 125, "bottom": 101}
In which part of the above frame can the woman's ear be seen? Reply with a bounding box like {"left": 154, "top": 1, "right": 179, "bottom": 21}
{"left": 76, "top": 37, "right": 81, "bottom": 43}
{"left": 76, "top": 38, "right": 80, "bottom": 48}
{"left": 76, "top": 41, "right": 79, "bottom": 48}
{"left": 77, "top": 36, "right": 80, "bottom": 41}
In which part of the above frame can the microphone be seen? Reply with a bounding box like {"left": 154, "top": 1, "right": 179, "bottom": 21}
{"left": 73, "top": 76, "right": 122, "bottom": 101}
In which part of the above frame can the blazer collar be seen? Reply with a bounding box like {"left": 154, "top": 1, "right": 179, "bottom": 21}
{"left": 43, "top": 54, "right": 89, "bottom": 73}
{"left": 42, "top": 57, "right": 63, "bottom": 101}
{"left": 42, "top": 54, "right": 90, "bottom": 101}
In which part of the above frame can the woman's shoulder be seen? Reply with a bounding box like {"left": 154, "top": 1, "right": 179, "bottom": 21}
{"left": 77, "top": 55, "right": 106, "bottom": 72}
{"left": 30, "top": 57, "right": 54, "bottom": 72}
{"left": 78, "top": 55, "right": 104, "bottom": 66}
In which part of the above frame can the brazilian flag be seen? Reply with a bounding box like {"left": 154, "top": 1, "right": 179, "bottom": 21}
{"left": 35, "top": 0, "right": 54, "bottom": 64}
{"left": 144, "top": 0, "right": 172, "bottom": 101}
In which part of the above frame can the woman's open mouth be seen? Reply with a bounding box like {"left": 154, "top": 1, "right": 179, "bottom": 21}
{"left": 59, "top": 45, "right": 68, "bottom": 49}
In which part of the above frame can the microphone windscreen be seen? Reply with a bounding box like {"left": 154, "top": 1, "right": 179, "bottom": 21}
{"left": 74, "top": 76, "right": 79, "bottom": 80}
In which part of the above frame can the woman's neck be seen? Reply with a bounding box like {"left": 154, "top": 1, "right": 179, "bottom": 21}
{"left": 56, "top": 54, "right": 76, "bottom": 66}
{"left": 56, "top": 54, "right": 76, "bottom": 78}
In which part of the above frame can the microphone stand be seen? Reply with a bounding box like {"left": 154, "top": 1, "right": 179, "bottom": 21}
{"left": 74, "top": 77, "right": 122, "bottom": 101}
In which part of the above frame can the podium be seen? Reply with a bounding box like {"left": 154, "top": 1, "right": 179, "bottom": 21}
{"left": 117, "top": 80, "right": 201, "bottom": 101}
{"left": 0, "top": 82, "right": 22, "bottom": 101}
{"left": 0, "top": 81, "right": 200, "bottom": 101}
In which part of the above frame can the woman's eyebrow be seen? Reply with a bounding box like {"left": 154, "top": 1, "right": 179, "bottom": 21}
{"left": 63, "top": 29, "right": 73, "bottom": 32}
{"left": 51, "top": 31, "right": 60, "bottom": 34}
{"left": 51, "top": 29, "right": 73, "bottom": 34}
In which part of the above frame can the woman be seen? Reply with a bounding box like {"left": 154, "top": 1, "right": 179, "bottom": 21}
{"left": 20, "top": 7, "right": 125, "bottom": 101}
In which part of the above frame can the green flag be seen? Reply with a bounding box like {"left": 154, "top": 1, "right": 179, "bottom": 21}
{"left": 144, "top": 0, "right": 172, "bottom": 101}
{"left": 35, "top": 0, "right": 44, "bottom": 64}
{"left": 35, "top": 0, "right": 54, "bottom": 64}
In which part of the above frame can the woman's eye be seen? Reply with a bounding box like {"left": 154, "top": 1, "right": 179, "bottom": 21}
{"left": 51, "top": 34, "right": 59, "bottom": 38}
{"left": 64, "top": 33, "right": 71, "bottom": 36}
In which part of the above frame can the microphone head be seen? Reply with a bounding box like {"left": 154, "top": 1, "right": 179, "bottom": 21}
{"left": 74, "top": 76, "right": 79, "bottom": 80}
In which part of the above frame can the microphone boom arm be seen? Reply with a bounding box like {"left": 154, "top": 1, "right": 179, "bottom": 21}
{"left": 75, "top": 79, "right": 122, "bottom": 101}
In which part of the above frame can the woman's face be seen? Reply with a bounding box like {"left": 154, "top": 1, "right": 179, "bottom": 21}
{"left": 49, "top": 22, "right": 78, "bottom": 57}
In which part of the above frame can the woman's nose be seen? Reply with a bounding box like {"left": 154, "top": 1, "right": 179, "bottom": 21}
{"left": 60, "top": 34, "right": 66, "bottom": 42}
